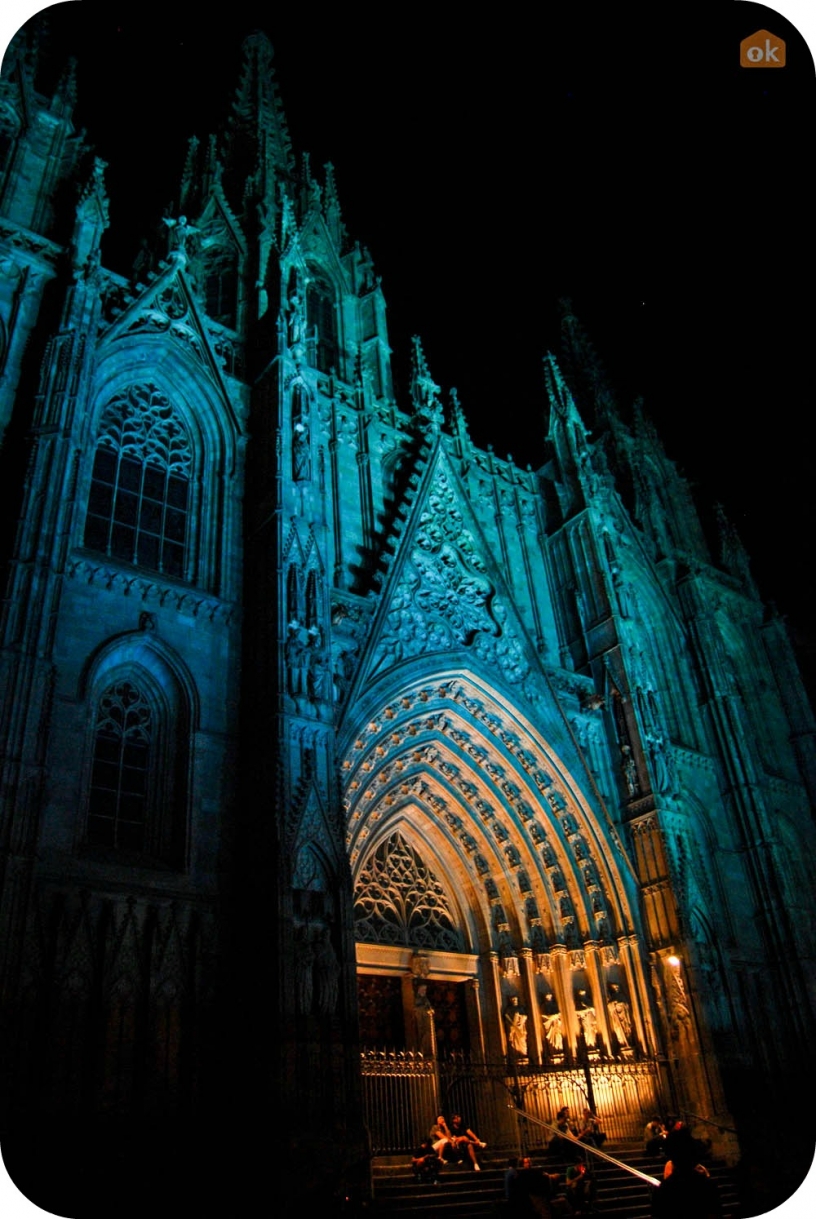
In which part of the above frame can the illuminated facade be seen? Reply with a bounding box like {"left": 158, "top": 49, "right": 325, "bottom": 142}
{"left": 2, "top": 27, "right": 816, "bottom": 1211}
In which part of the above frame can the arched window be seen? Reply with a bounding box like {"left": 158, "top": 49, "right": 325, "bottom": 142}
{"left": 305, "top": 570, "right": 318, "bottom": 629}
{"left": 83, "top": 384, "right": 192, "bottom": 579}
{"left": 84, "top": 660, "right": 189, "bottom": 869}
{"left": 202, "top": 244, "right": 239, "bottom": 329}
{"left": 87, "top": 680, "right": 152, "bottom": 852}
{"left": 306, "top": 277, "right": 338, "bottom": 373}
{"left": 286, "top": 565, "right": 299, "bottom": 624}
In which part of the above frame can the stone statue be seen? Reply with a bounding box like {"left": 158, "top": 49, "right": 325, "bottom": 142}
{"left": 287, "top": 289, "right": 305, "bottom": 346}
{"left": 414, "top": 979, "right": 434, "bottom": 1055}
{"left": 606, "top": 983, "right": 632, "bottom": 1048}
{"left": 574, "top": 989, "right": 598, "bottom": 1045}
{"left": 541, "top": 991, "right": 564, "bottom": 1052}
{"left": 293, "top": 420, "right": 310, "bottom": 481}
{"left": 503, "top": 995, "right": 528, "bottom": 1059}
{"left": 163, "top": 213, "right": 198, "bottom": 255}
{"left": 620, "top": 745, "right": 638, "bottom": 797}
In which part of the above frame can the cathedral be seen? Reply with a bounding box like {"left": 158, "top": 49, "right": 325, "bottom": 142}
{"left": 1, "top": 18, "right": 816, "bottom": 1216}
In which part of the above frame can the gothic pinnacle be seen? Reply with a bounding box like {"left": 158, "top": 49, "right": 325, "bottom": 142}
{"left": 410, "top": 336, "right": 442, "bottom": 428}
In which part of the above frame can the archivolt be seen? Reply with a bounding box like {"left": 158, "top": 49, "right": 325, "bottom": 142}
{"left": 342, "top": 670, "right": 638, "bottom": 959}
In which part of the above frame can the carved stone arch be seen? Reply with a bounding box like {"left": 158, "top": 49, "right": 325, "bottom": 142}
{"left": 344, "top": 668, "right": 636, "bottom": 927}
{"left": 304, "top": 262, "right": 341, "bottom": 374}
{"left": 291, "top": 782, "right": 344, "bottom": 878}
{"left": 92, "top": 322, "right": 243, "bottom": 465}
{"left": 192, "top": 199, "right": 246, "bottom": 330}
{"left": 77, "top": 631, "right": 197, "bottom": 868}
{"left": 282, "top": 519, "right": 306, "bottom": 568}
{"left": 343, "top": 666, "right": 651, "bottom": 1064}
{"left": 78, "top": 628, "right": 200, "bottom": 727}
{"left": 352, "top": 822, "right": 468, "bottom": 954}
{"left": 80, "top": 349, "right": 243, "bottom": 594}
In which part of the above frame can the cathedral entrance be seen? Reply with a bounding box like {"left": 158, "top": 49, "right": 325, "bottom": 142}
{"left": 357, "top": 972, "right": 471, "bottom": 1053}
{"left": 342, "top": 670, "right": 661, "bottom": 1151}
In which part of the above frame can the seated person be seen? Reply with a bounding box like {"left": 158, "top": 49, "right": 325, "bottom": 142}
{"left": 429, "top": 1114, "right": 455, "bottom": 1161}
{"left": 645, "top": 1116, "right": 667, "bottom": 1156}
{"left": 448, "top": 1112, "right": 487, "bottom": 1170}
{"left": 549, "top": 1107, "right": 581, "bottom": 1160}
{"left": 577, "top": 1109, "right": 606, "bottom": 1147}
{"left": 412, "top": 1138, "right": 440, "bottom": 1183}
{"left": 518, "top": 1156, "right": 568, "bottom": 1217}
{"left": 565, "top": 1159, "right": 597, "bottom": 1214}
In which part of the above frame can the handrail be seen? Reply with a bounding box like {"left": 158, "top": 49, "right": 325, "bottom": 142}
{"left": 507, "top": 1103, "right": 661, "bottom": 1188}
{"left": 680, "top": 1109, "right": 737, "bottom": 1135}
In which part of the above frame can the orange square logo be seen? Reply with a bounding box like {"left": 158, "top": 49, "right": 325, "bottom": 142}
{"left": 740, "top": 29, "right": 786, "bottom": 67}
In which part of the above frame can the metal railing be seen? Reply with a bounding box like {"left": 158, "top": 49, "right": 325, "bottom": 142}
{"left": 680, "top": 1108, "right": 738, "bottom": 1136}
{"left": 508, "top": 1104, "right": 661, "bottom": 1187}
{"left": 361, "top": 1049, "right": 663, "bottom": 1155}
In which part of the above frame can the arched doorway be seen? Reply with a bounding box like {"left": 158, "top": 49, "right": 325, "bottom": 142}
{"left": 342, "top": 669, "right": 662, "bottom": 1149}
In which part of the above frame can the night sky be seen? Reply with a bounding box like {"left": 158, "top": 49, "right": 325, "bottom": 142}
{"left": 10, "top": 3, "right": 816, "bottom": 686}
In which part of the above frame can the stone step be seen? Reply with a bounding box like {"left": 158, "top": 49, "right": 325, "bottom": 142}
{"left": 371, "top": 1145, "right": 743, "bottom": 1218}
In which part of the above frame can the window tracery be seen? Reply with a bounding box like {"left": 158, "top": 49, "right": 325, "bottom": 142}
{"left": 86, "top": 680, "right": 152, "bottom": 852}
{"left": 84, "top": 384, "right": 192, "bottom": 579}
{"left": 354, "top": 831, "right": 463, "bottom": 951}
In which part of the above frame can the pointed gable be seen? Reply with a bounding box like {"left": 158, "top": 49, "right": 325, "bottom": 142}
{"left": 359, "top": 444, "right": 536, "bottom": 695}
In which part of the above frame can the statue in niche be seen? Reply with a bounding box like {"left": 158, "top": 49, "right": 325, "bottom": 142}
{"left": 413, "top": 979, "right": 434, "bottom": 1055}
{"left": 606, "top": 983, "right": 633, "bottom": 1049}
{"left": 646, "top": 732, "right": 673, "bottom": 795}
{"left": 285, "top": 621, "right": 309, "bottom": 697}
{"left": 293, "top": 419, "right": 311, "bottom": 481}
{"left": 306, "top": 638, "right": 328, "bottom": 703}
{"left": 574, "top": 989, "right": 598, "bottom": 1046}
{"left": 541, "top": 991, "right": 564, "bottom": 1053}
{"left": 620, "top": 745, "right": 639, "bottom": 797}
{"left": 287, "top": 288, "right": 305, "bottom": 346}
{"left": 332, "top": 647, "right": 356, "bottom": 704}
{"left": 668, "top": 972, "right": 692, "bottom": 1041}
{"left": 503, "top": 995, "right": 528, "bottom": 1060}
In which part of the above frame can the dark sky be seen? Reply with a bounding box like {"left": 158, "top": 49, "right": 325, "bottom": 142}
{"left": 18, "top": 3, "right": 816, "bottom": 685}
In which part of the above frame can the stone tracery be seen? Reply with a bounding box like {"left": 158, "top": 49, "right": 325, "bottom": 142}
{"left": 354, "top": 830, "right": 463, "bottom": 950}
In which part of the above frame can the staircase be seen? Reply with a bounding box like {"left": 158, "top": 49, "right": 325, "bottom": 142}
{"left": 371, "top": 1143, "right": 743, "bottom": 1217}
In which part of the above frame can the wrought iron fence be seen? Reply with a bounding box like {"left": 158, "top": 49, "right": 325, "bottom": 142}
{"left": 361, "top": 1049, "right": 662, "bottom": 1154}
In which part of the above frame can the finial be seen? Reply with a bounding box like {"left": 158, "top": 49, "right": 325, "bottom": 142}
{"left": 410, "top": 336, "right": 442, "bottom": 428}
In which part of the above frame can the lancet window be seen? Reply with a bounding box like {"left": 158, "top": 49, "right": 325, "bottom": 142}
{"left": 86, "top": 680, "right": 153, "bottom": 853}
{"left": 306, "top": 277, "right": 338, "bottom": 373}
{"left": 83, "top": 384, "right": 192, "bottom": 579}
{"left": 202, "top": 244, "right": 239, "bottom": 329}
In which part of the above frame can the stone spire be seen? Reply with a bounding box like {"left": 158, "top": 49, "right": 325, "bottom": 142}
{"left": 558, "top": 297, "right": 620, "bottom": 429}
{"left": 447, "top": 387, "right": 471, "bottom": 448}
{"left": 715, "top": 504, "right": 758, "bottom": 595}
{"left": 323, "top": 162, "right": 346, "bottom": 247}
{"left": 227, "top": 32, "right": 294, "bottom": 178}
{"left": 51, "top": 55, "right": 78, "bottom": 119}
{"left": 410, "top": 336, "right": 443, "bottom": 429}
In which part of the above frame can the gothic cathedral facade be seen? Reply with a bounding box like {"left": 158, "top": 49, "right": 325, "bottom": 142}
{"left": 2, "top": 26, "right": 815, "bottom": 1212}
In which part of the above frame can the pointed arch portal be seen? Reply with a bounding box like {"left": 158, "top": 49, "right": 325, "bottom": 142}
{"left": 343, "top": 669, "right": 654, "bottom": 1073}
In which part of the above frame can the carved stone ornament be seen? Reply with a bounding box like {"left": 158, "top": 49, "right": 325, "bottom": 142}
{"left": 353, "top": 831, "right": 462, "bottom": 951}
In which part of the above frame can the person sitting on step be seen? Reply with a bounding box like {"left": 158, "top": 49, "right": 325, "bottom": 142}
{"left": 448, "top": 1112, "right": 487, "bottom": 1170}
